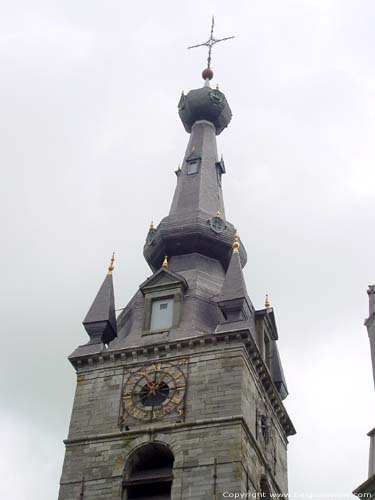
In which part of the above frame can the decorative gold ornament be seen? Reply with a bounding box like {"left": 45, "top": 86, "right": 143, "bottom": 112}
{"left": 162, "top": 255, "right": 168, "bottom": 268}
{"left": 108, "top": 252, "right": 115, "bottom": 275}
{"left": 233, "top": 231, "right": 240, "bottom": 253}
{"left": 265, "top": 294, "right": 271, "bottom": 308}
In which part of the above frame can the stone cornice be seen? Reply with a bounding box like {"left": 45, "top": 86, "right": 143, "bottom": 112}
{"left": 69, "top": 328, "right": 296, "bottom": 437}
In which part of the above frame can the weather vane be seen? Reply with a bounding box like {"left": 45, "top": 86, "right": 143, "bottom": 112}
{"left": 188, "top": 17, "right": 234, "bottom": 70}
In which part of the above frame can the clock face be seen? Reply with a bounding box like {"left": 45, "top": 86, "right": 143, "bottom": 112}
{"left": 209, "top": 216, "right": 226, "bottom": 234}
{"left": 122, "top": 361, "right": 187, "bottom": 423}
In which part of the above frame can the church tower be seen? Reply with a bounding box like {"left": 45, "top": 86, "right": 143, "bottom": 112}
{"left": 58, "top": 35, "right": 296, "bottom": 499}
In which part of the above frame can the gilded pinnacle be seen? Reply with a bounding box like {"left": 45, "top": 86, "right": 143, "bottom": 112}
{"left": 162, "top": 255, "right": 168, "bottom": 268}
{"left": 108, "top": 252, "right": 115, "bottom": 275}
{"left": 233, "top": 231, "right": 239, "bottom": 253}
{"left": 265, "top": 294, "right": 271, "bottom": 308}
{"left": 150, "top": 221, "right": 154, "bottom": 230}
{"left": 216, "top": 209, "right": 221, "bottom": 216}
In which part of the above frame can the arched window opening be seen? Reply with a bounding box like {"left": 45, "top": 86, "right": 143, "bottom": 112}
{"left": 123, "top": 443, "right": 174, "bottom": 500}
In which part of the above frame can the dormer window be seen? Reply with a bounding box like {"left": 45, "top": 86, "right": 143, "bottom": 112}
{"left": 215, "top": 157, "right": 226, "bottom": 186}
{"left": 187, "top": 159, "right": 200, "bottom": 175}
{"left": 139, "top": 266, "right": 188, "bottom": 335}
{"left": 150, "top": 298, "right": 174, "bottom": 331}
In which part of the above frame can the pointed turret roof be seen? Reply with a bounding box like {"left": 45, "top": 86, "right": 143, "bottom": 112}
{"left": 216, "top": 232, "right": 247, "bottom": 303}
{"left": 83, "top": 254, "right": 117, "bottom": 345}
{"left": 215, "top": 233, "right": 250, "bottom": 322}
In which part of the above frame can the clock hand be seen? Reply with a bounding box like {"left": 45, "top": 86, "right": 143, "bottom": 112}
{"left": 140, "top": 370, "right": 153, "bottom": 385}
{"left": 154, "top": 370, "right": 166, "bottom": 389}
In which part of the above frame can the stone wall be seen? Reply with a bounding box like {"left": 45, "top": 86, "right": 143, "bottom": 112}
{"left": 59, "top": 341, "right": 289, "bottom": 499}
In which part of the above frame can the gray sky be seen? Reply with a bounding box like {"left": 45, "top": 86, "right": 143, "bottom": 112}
{"left": 0, "top": 1, "right": 374, "bottom": 498}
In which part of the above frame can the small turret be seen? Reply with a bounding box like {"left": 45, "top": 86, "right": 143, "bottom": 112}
{"left": 82, "top": 254, "right": 117, "bottom": 345}
{"left": 215, "top": 231, "right": 249, "bottom": 321}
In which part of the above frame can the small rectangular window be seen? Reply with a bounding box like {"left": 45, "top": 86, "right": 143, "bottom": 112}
{"left": 150, "top": 298, "right": 174, "bottom": 331}
{"left": 187, "top": 161, "right": 199, "bottom": 175}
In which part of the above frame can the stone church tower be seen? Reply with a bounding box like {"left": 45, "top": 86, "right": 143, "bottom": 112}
{"left": 58, "top": 64, "right": 296, "bottom": 499}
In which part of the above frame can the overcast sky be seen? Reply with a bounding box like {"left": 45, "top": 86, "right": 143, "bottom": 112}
{"left": 0, "top": 1, "right": 374, "bottom": 498}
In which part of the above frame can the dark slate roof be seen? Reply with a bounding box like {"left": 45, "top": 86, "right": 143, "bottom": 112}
{"left": 255, "top": 307, "right": 279, "bottom": 340}
{"left": 139, "top": 267, "right": 188, "bottom": 295}
{"left": 178, "top": 84, "right": 232, "bottom": 135}
{"left": 169, "top": 119, "right": 225, "bottom": 217}
{"left": 143, "top": 118, "right": 247, "bottom": 272}
{"left": 82, "top": 273, "right": 117, "bottom": 344}
{"left": 107, "top": 253, "right": 226, "bottom": 350}
{"left": 215, "top": 249, "right": 247, "bottom": 303}
{"left": 271, "top": 343, "right": 289, "bottom": 400}
{"left": 353, "top": 474, "right": 375, "bottom": 497}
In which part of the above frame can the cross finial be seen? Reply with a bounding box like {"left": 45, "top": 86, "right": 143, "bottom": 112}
{"left": 188, "top": 17, "right": 234, "bottom": 80}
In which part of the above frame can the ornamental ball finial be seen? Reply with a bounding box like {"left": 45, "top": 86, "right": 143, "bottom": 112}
{"left": 108, "top": 252, "right": 115, "bottom": 275}
{"left": 233, "top": 231, "right": 240, "bottom": 253}
{"left": 265, "top": 294, "right": 271, "bottom": 308}
{"left": 202, "top": 67, "right": 214, "bottom": 81}
{"left": 162, "top": 255, "right": 168, "bottom": 268}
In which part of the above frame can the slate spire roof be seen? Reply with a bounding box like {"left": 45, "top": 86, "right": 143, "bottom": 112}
{"left": 216, "top": 232, "right": 247, "bottom": 300}
{"left": 82, "top": 254, "right": 117, "bottom": 345}
{"left": 143, "top": 76, "right": 247, "bottom": 272}
{"left": 215, "top": 232, "right": 249, "bottom": 321}
{"left": 71, "top": 68, "right": 291, "bottom": 413}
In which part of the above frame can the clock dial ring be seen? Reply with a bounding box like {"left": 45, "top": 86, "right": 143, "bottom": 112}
{"left": 122, "top": 362, "right": 187, "bottom": 422}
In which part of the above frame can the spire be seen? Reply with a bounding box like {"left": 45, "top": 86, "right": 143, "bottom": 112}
{"left": 169, "top": 119, "right": 226, "bottom": 217}
{"left": 215, "top": 232, "right": 249, "bottom": 321}
{"left": 82, "top": 256, "right": 117, "bottom": 345}
{"left": 143, "top": 42, "right": 248, "bottom": 272}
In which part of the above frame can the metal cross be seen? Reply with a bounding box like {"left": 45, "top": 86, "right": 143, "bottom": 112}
{"left": 188, "top": 17, "right": 234, "bottom": 69}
